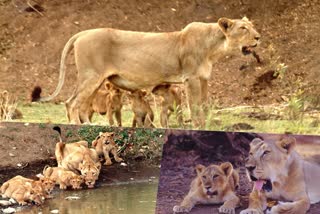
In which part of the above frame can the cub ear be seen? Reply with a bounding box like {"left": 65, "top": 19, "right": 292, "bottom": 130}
{"left": 92, "top": 140, "right": 98, "bottom": 147}
{"left": 79, "top": 163, "right": 84, "bottom": 170}
{"left": 99, "top": 132, "right": 104, "bottom": 136}
{"left": 96, "top": 163, "right": 101, "bottom": 171}
{"left": 109, "top": 132, "right": 114, "bottom": 137}
{"left": 141, "top": 90, "right": 147, "bottom": 97}
{"left": 195, "top": 164, "right": 205, "bottom": 175}
{"left": 277, "top": 136, "right": 296, "bottom": 154}
{"left": 220, "top": 162, "right": 233, "bottom": 177}
{"left": 218, "top": 17, "right": 234, "bottom": 34}
{"left": 242, "top": 16, "right": 249, "bottom": 22}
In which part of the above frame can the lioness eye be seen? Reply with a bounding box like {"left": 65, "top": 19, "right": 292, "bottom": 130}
{"left": 202, "top": 175, "right": 207, "bottom": 179}
{"left": 213, "top": 175, "right": 219, "bottom": 179}
{"left": 262, "top": 150, "right": 270, "bottom": 156}
{"left": 240, "top": 26, "right": 247, "bottom": 30}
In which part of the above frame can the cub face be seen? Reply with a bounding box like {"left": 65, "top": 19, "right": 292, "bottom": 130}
{"left": 39, "top": 177, "right": 55, "bottom": 194}
{"left": 196, "top": 162, "right": 234, "bottom": 198}
{"left": 69, "top": 175, "right": 83, "bottom": 189}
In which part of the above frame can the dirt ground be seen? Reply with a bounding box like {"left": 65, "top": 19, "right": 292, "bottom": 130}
{"left": 0, "top": 0, "right": 319, "bottom": 106}
{"left": 156, "top": 130, "right": 320, "bottom": 214}
{"left": 0, "top": 122, "right": 161, "bottom": 184}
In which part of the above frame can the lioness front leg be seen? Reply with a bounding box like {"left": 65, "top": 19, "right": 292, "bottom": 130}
{"left": 219, "top": 193, "right": 240, "bottom": 214}
{"left": 173, "top": 195, "right": 196, "bottom": 213}
{"left": 269, "top": 198, "right": 310, "bottom": 214}
{"left": 185, "top": 78, "right": 204, "bottom": 128}
{"left": 240, "top": 190, "right": 266, "bottom": 214}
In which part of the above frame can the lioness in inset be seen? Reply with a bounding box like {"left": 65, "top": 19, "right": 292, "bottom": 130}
{"left": 240, "top": 137, "right": 320, "bottom": 214}
{"left": 173, "top": 162, "right": 240, "bottom": 213}
{"left": 152, "top": 84, "right": 183, "bottom": 128}
{"left": 129, "top": 90, "right": 154, "bottom": 128}
{"left": 43, "top": 166, "right": 83, "bottom": 190}
{"left": 0, "top": 176, "right": 47, "bottom": 205}
{"left": 92, "top": 132, "right": 123, "bottom": 166}
{"left": 35, "top": 17, "right": 260, "bottom": 126}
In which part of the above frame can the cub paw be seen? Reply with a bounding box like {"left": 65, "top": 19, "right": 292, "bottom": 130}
{"left": 219, "top": 205, "right": 235, "bottom": 214}
{"left": 115, "top": 157, "right": 123, "bottom": 162}
{"left": 173, "top": 205, "right": 192, "bottom": 213}
{"left": 240, "top": 208, "right": 261, "bottom": 214}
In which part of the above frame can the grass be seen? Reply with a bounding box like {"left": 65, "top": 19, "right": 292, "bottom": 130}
{"left": 13, "top": 102, "right": 320, "bottom": 135}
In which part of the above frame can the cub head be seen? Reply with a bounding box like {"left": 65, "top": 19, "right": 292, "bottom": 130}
{"left": 128, "top": 90, "right": 148, "bottom": 101}
{"left": 196, "top": 162, "right": 234, "bottom": 198}
{"left": 218, "top": 17, "right": 261, "bottom": 55}
{"left": 245, "top": 137, "right": 297, "bottom": 192}
{"left": 39, "top": 177, "right": 55, "bottom": 194}
{"left": 79, "top": 160, "right": 101, "bottom": 188}
{"left": 93, "top": 132, "right": 115, "bottom": 148}
{"left": 69, "top": 175, "right": 84, "bottom": 190}
{"left": 152, "top": 84, "right": 171, "bottom": 96}
{"left": 105, "top": 83, "right": 122, "bottom": 97}
{"left": 24, "top": 183, "right": 44, "bottom": 205}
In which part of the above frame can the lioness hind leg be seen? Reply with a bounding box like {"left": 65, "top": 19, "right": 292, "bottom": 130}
{"left": 269, "top": 200, "right": 310, "bottom": 214}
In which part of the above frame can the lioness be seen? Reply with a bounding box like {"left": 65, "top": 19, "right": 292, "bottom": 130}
{"left": 55, "top": 141, "right": 101, "bottom": 188}
{"left": 173, "top": 162, "right": 240, "bottom": 213}
{"left": 152, "top": 84, "right": 183, "bottom": 128}
{"left": 0, "top": 176, "right": 46, "bottom": 205}
{"left": 92, "top": 132, "right": 123, "bottom": 166}
{"left": 36, "top": 17, "right": 260, "bottom": 126}
{"left": 129, "top": 90, "right": 154, "bottom": 128}
{"left": 240, "top": 137, "right": 320, "bottom": 214}
{"left": 43, "top": 166, "right": 83, "bottom": 190}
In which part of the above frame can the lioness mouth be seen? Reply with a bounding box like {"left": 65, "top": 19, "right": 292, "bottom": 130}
{"left": 207, "top": 190, "right": 218, "bottom": 196}
{"left": 242, "top": 44, "right": 257, "bottom": 55}
{"left": 254, "top": 179, "right": 272, "bottom": 192}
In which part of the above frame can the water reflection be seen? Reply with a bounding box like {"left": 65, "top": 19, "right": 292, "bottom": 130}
{"left": 17, "top": 182, "right": 158, "bottom": 214}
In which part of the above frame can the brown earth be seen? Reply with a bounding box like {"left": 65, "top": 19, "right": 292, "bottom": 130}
{"left": 0, "top": 0, "right": 319, "bottom": 107}
{"left": 156, "top": 130, "right": 320, "bottom": 214}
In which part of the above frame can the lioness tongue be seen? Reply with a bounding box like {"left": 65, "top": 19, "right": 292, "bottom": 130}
{"left": 255, "top": 180, "right": 264, "bottom": 191}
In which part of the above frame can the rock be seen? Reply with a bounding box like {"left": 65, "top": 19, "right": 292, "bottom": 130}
{"left": 120, "top": 162, "right": 127, "bottom": 167}
{"left": 65, "top": 196, "right": 80, "bottom": 200}
{"left": 2, "top": 207, "right": 16, "bottom": 213}
{"left": 0, "top": 200, "right": 11, "bottom": 206}
{"left": 50, "top": 210, "right": 59, "bottom": 214}
{"left": 9, "top": 153, "right": 15, "bottom": 157}
{"left": 8, "top": 199, "right": 16, "bottom": 204}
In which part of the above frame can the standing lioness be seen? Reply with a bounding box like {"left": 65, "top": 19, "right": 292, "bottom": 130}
{"left": 36, "top": 17, "right": 260, "bottom": 126}
{"left": 241, "top": 137, "right": 320, "bottom": 214}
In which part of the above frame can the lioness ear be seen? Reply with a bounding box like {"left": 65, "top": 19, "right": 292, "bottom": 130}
{"left": 96, "top": 163, "right": 101, "bottom": 171}
{"left": 218, "top": 17, "right": 234, "bottom": 34}
{"left": 251, "top": 138, "right": 263, "bottom": 145}
{"left": 79, "top": 163, "right": 83, "bottom": 170}
{"left": 242, "top": 16, "right": 249, "bottom": 22}
{"left": 195, "top": 164, "right": 205, "bottom": 175}
{"left": 141, "top": 90, "right": 147, "bottom": 97}
{"left": 105, "top": 83, "right": 111, "bottom": 90}
{"left": 277, "top": 136, "right": 296, "bottom": 154}
{"left": 220, "top": 162, "right": 233, "bottom": 177}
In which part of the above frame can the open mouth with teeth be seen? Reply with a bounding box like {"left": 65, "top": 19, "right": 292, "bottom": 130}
{"left": 242, "top": 44, "right": 257, "bottom": 55}
{"left": 250, "top": 176, "right": 272, "bottom": 192}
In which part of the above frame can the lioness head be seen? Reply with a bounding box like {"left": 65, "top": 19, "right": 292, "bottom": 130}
{"left": 245, "top": 137, "right": 297, "bottom": 192}
{"left": 79, "top": 160, "right": 101, "bottom": 188}
{"left": 196, "top": 162, "right": 234, "bottom": 198}
{"left": 69, "top": 175, "right": 84, "bottom": 190}
{"left": 39, "top": 177, "right": 55, "bottom": 194}
{"left": 218, "top": 17, "right": 260, "bottom": 55}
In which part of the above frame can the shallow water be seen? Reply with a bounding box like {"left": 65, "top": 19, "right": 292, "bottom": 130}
{"left": 16, "top": 182, "right": 158, "bottom": 214}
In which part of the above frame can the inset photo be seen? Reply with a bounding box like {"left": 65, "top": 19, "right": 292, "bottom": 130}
{"left": 0, "top": 122, "right": 164, "bottom": 213}
{"left": 156, "top": 130, "right": 320, "bottom": 213}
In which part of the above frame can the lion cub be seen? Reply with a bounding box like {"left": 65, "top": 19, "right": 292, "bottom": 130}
{"left": 92, "top": 132, "right": 123, "bottom": 166}
{"left": 173, "top": 162, "right": 240, "bottom": 213}
{"left": 89, "top": 82, "right": 123, "bottom": 126}
{"left": 152, "top": 84, "right": 183, "bottom": 128}
{"left": 43, "top": 166, "right": 83, "bottom": 190}
{"left": 129, "top": 90, "right": 154, "bottom": 128}
{"left": 0, "top": 176, "right": 50, "bottom": 205}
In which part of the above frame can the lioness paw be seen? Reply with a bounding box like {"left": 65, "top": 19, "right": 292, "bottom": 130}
{"left": 173, "top": 205, "right": 192, "bottom": 213}
{"left": 219, "top": 205, "right": 235, "bottom": 214}
{"left": 240, "top": 208, "right": 261, "bottom": 214}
